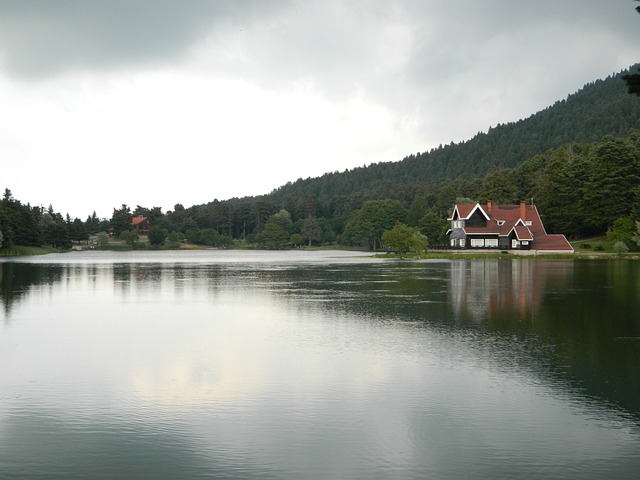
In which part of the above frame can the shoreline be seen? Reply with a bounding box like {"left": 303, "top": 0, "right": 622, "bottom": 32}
{"left": 3, "top": 244, "right": 639, "bottom": 261}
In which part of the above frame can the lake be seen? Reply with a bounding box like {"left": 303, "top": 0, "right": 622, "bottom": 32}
{"left": 1, "top": 250, "right": 639, "bottom": 479}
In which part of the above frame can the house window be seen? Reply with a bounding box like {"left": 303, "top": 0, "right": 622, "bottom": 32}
{"left": 524, "top": 221, "right": 532, "bottom": 226}
{"left": 470, "top": 238, "right": 485, "bottom": 247}
{"left": 485, "top": 238, "right": 499, "bottom": 248}
{"left": 452, "top": 220, "right": 464, "bottom": 229}
{"left": 512, "top": 239, "right": 519, "bottom": 249}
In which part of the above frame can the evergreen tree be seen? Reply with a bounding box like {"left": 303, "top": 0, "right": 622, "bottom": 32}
{"left": 301, "top": 217, "right": 321, "bottom": 247}
{"left": 418, "top": 211, "right": 448, "bottom": 246}
{"left": 260, "top": 210, "right": 293, "bottom": 249}
{"left": 70, "top": 218, "right": 88, "bottom": 243}
{"left": 342, "top": 200, "right": 406, "bottom": 250}
{"left": 581, "top": 136, "right": 640, "bottom": 231}
{"left": 480, "top": 168, "right": 519, "bottom": 204}
{"left": 111, "top": 204, "right": 133, "bottom": 236}
{"left": 0, "top": 191, "right": 43, "bottom": 247}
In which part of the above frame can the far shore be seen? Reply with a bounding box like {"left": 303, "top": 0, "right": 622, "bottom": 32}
{"left": 2, "top": 243, "right": 639, "bottom": 261}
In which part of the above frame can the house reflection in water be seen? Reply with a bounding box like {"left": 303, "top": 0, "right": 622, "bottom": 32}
{"left": 448, "top": 258, "right": 573, "bottom": 325}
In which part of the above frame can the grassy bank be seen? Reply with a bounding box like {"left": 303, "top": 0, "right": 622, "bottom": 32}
{"left": 91, "top": 241, "right": 213, "bottom": 251}
{"left": 0, "top": 246, "right": 62, "bottom": 256}
{"left": 375, "top": 250, "right": 640, "bottom": 261}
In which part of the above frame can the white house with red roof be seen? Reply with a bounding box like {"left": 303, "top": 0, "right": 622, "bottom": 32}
{"left": 447, "top": 200, "right": 573, "bottom": 253}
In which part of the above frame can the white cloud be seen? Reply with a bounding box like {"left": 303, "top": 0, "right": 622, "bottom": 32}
{"left": 1, "top": 69, "right": 425, "bottom": 217}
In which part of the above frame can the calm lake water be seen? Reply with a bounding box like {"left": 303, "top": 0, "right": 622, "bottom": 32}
{"left": 1, "top": 250, "right": 639, "bottom": 479}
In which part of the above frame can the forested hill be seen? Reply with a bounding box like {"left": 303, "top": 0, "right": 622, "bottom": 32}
{"left": 262, "top": 65, "right": 640, "bottom": 205}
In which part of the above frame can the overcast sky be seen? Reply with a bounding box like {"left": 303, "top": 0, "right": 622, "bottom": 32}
{"left": 1, "top": 0, "right": 639, "bottom": 219}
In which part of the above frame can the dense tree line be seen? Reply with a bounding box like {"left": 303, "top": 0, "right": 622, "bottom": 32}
{"left": 488, "top": 130, "right": 640, "bottom": 240}
{"left": 3, "top": 129, "right": 638, "bottom": 252}
{"left": 3, "top": 68, "right": 640, "bottom": 252}
{"left": 0, "top": 188, "right": 111, "bottom": 250}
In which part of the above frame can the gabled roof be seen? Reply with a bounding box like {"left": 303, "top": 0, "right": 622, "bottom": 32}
{"left": 448, "top": 203, "right": 490, "bottom": 221}
{"left": 512, "top": 225, "right": 533, "bottom": 241}
{"left": 449, "top": 202, "right": 573, "bottom": 252}
{"left": 131, "top": 216, "right": 148, "bottom": 226}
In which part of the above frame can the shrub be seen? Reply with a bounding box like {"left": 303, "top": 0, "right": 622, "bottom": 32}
{"left": 613, "top": 241, "right": 629, "bottom": 255}
{"left": 148, "top": 226, "right": 169, "bottom": 246}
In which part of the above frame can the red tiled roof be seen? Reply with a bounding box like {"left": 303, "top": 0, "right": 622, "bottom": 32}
{"left": 131, "top": 216, "right": 148, "bottom": 226}
{"left": 531, "top": 234, "right": 574, "bottom": 251}
{"left": 451, "top": 204, "right": 473, "bottom": 219}
{"left": 513, "top": 225, "right": 533, "bottom": 241}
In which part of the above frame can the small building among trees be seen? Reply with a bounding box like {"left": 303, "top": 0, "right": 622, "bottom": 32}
{"left": 447, "top": 200, "right": 573, "bottom": 253}
{"left": 131, "top": 216, "right": 151, "bottom": 236}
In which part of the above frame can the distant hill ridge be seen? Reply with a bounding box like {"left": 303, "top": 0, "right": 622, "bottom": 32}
{"left": 257, "top": 64, "right": 640, "bottom": 205}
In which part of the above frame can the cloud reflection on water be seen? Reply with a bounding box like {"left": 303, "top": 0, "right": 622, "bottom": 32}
{"left": 1, "top": 252, "right": 639, "bottom": 479}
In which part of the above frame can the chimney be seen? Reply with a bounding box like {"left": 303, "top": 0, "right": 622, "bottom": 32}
{"left": 487, "top": 200, "right": 492, "bottom": 212}
{"left": 520, "top": 200, "right": 526, "bottom": 221}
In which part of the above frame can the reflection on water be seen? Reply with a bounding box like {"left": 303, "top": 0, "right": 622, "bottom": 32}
{"left": 448, "top": 258, "right": 572, "bottom": 323}
{"left": 1, "top": 251, "right": 639, "bottom": 479}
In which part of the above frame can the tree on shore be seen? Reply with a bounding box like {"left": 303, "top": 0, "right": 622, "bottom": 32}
{"left": 607, "top": 216, "right": 637, "bottom": 250}
{"left": 301, "top": 216, "right": 321, "bottom": 247}
{"left": 148, "top": 226, "right": 169, "bottom": 246}
{"left": 418, "top": 211, "right": 448, "bottom": 246}
{"left": 95, "top": 232, "right": 109, "bottom": 246}
{"left": 342, "top": 200, "right": 406, "bottom": 250}
{"left": 120, "top": 230, "right": 139, "bottom": 247}
{"left": 69, "top": 218, "right": 88, "bottom": 243}
{"left": 111, "top": 204, "right": 133, "bottom": 236}
{"left": 632, "top": 221, "right": 640, "bottom": 248}
{"left": 41, "top": 212, "right": 71, "bottom": 249}
{"left": 260, "top": 210, "right": 293, "bottom": 249}
{"left": 382, "top": 222, "right": 427, "bottom": 255}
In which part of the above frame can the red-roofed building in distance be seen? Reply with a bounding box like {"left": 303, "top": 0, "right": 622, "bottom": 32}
{"left": 131, "top": 216, "right": 151, "bottom": 236}
{"left": 447, "top": 200, "right": 573, "bottom": 253}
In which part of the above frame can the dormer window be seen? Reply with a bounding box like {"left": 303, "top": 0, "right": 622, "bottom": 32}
{"left": 524, "top": 221, "right": 532, "bottom": 226}
{"left": 497, "top": 220, "right": 505, "bottom": 226}
{"left": 452, "top": 220, "right": 464, "bottom": 229}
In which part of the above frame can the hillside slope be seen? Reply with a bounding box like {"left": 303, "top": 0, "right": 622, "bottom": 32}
{"left": 262, "top": 65, "right": 640, "bottom": 204}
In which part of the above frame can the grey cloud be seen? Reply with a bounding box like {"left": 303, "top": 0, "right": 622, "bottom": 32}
{"left": 0, "top": 0, "right": 638, "bottom": 142}
{"left": 0, "top": 0, "right": 289, "bottom": 79}
{"left": 199, "top": 0, "right": 640, "bottom": 109}
{"left": 406, "top": 0, "right": 640, "bottom": 83}
{"left": 197, "top": 1, "right": 417, "bottom": 102}
{"left": 398, "top": 0, "right": 640, "bottom": 136}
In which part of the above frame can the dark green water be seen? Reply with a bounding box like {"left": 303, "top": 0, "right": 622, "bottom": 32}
{"left": 1, "top": 251, "right": 639, "bottom": 479}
